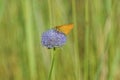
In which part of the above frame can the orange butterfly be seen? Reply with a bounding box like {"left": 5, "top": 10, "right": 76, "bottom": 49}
{"left": 55, "top": 24, "right": 73, "bottom": 35}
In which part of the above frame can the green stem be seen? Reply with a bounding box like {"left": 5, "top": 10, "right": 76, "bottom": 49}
{"left": 48, "top": 49, "right": 56, "bottom": 80}
{"left": 84, "top": 0, "right": 89, "bottom": 80}
{"left": 48, "top": 0, "right": 54, "bottom": 28}
{"left": 72, "top": 0, "right": 81, "bottom": 80}
{"left": 22, "top": 0, "right": 36, "bottom": 79}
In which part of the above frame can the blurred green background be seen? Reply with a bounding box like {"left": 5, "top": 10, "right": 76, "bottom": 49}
{"left": 0, "top": 0, "right": 120, "bottom": 80}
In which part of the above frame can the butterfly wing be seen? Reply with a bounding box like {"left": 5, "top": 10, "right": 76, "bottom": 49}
{"left": 55, "top": 24, "right": 73, "bottom": 35}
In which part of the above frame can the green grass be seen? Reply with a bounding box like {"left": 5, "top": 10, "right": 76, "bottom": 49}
{"left": 0, "top": 0, "right": 120, "bottom": 80}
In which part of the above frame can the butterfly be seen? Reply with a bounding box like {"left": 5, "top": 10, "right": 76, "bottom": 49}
{"left": 55, "top": 24, "right": 73, "bottom": 35}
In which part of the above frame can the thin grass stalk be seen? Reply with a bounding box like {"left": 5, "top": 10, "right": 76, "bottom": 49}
{"left": 84, "top": 0, "right": 89, "bottom": 80}
{"left": 106, "top": 0, "right": 115, "bottom": 80}
{"left": 93, "top": 0, "right": 106, "bottom": 79}
{"left": 112, "top": 1, "right": 120, "bottom": 79}
{"left": 23, "top": 0, "right": 37, "bottom": 79}
{"left": 48, "top": 0, "right": 53, "bottom": 28}
{"left": 107, "top": 28, "right": 114, "bottom": 80}
{"left": 111, "top": 48, "right": 120, "bottom": 79}
{"left": 0, "top": 52, "right": 9, "bottom": 80}
{"left": 72, "top": 0, "right": 81, "bottom": 80}
{"left": 0, "top": 0, "right": 6, "bottom": 21}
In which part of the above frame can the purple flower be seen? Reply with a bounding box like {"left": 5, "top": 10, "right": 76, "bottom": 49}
{"left": 41, "top": 29, "right": 67, "bottom": 49}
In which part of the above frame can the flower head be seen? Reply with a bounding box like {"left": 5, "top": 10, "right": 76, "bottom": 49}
{"left": 41, "top": 29, "right": 67, "bottom": 49}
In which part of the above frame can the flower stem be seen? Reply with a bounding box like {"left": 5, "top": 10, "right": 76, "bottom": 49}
{"left": 48, "top": 49, "right": 56, "bottom": 80}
